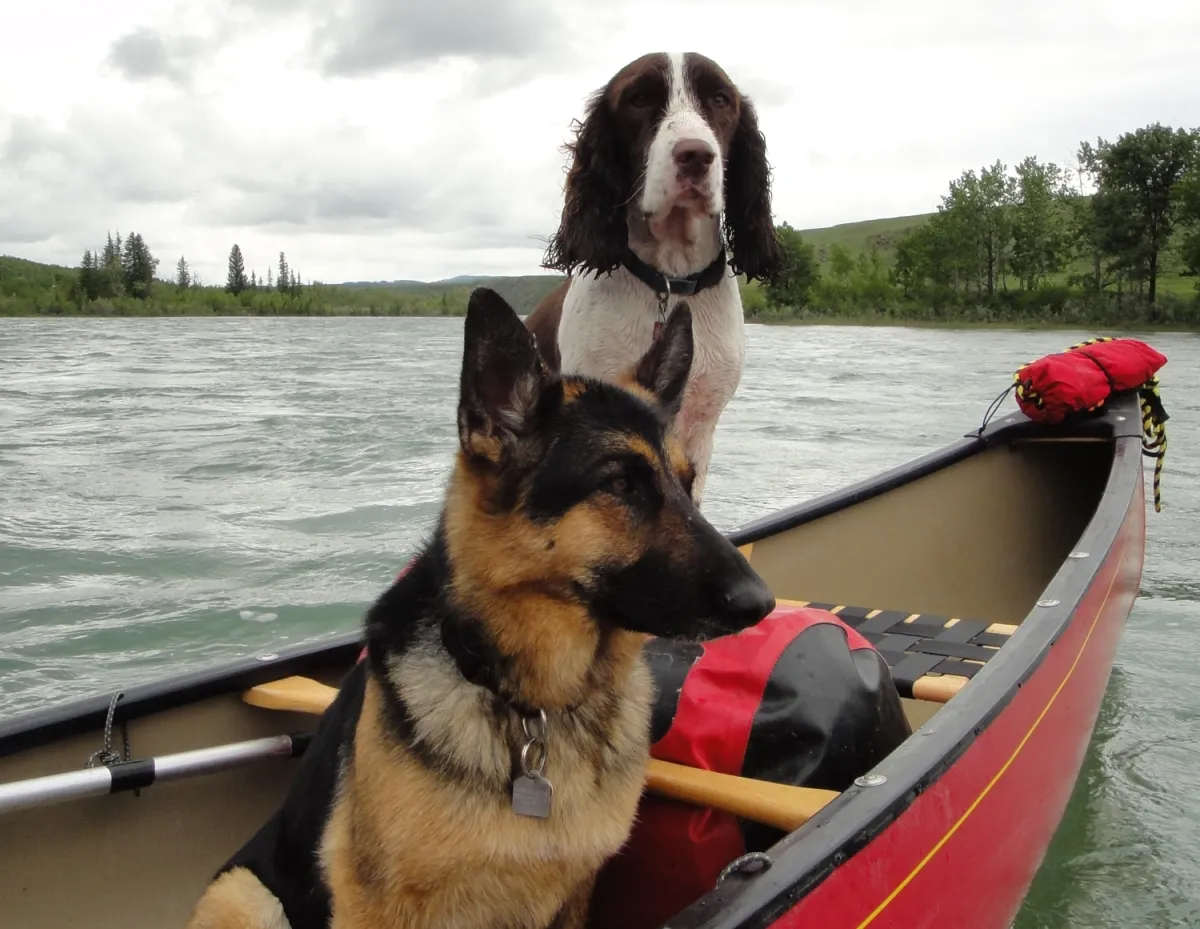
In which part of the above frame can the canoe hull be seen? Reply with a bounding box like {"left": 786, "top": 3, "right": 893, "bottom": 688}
{"left": 769, "top": 449, "right": 1144, "bottom": 929}
{"left": 0, "top": 394, "right": 1150, "bottom": 929}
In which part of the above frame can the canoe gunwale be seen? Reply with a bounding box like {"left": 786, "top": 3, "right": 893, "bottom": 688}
{"left": 0, "top": 634, "right": 362, "bottom": 761}
{"left": 665, "top": 394, "right": 1145, "bottom": 929}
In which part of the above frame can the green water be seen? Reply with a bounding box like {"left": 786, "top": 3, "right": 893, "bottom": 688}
{"left": 1, "top": 318, "right": 1197, "bottom": 926}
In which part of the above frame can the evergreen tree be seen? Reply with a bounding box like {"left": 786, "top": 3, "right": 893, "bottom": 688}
{"left": 227, "top": 244, "right": 248, "bottom": 294}
{"left": 277, "top": 251, "right": 290, "bottom": 293}
{"left": 267, "top": 266, "right": 274, "bottom": 290}
{"left": 99, "top": 231, "right": 124, "bottom": 298}
{"left": 176, "top": 255, "right": 190, "bottom": 290}
{"left": 250, "top": 270, "right": 258, "bottom": 290}
{"left": 121, "top": 232, "right": 158, "bottom": 299}
{"left": 76, "top": 250, "right": 102, "bottom": 301}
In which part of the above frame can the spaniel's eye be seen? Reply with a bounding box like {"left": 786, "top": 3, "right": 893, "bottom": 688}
{"left": 710, "top": 92, "right": 730, "bottom": 108}
{"left": 628, "top": 92, "right": 650, "bottom": 108}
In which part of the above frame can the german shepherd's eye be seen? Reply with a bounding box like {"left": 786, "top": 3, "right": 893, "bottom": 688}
{"left": 601, "top": 474, "right": 633, "bottom": 495}
{"left": 596, "top": 456, "right": 657, "bottom": 503}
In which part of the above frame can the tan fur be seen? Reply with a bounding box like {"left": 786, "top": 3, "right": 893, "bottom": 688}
{"left": 319, "top": 674, "right": 650, "bottom": 929}
{"left": 186, "top": 868, "right": 291, "bottom": 929}
{"left": 443, "top": 450, "right": 653, "bottom": 710}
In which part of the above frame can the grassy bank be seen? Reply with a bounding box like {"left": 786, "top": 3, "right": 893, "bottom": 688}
{"left": 745, "top": 311, "right": 1200, "bottom": 333}
{"left": 5, "top": 259, "right": 1198, "bottom": 332}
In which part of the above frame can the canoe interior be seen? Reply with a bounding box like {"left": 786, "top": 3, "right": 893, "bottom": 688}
{"left": 0, "top": 434, "right": 1117, "bottom": 929}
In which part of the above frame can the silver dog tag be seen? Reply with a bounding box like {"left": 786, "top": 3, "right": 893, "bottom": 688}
{"left": 512, "top": 773, "right": 554, "bottom": 819}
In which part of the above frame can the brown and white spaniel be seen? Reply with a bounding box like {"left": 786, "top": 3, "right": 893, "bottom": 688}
{"left": 526, "top": 51, "right": 782, "bottom": 503}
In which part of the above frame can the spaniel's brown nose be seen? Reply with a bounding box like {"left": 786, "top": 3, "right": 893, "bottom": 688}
{"left": 673, "top": 139, "right": 715, "bottom": 179}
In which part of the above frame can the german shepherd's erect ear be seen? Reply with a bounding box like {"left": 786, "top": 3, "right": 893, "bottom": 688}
{"left": 457, "top": 287, "right": 562, "bottom": 470}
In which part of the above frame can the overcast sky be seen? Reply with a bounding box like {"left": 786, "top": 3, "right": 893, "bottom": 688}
{"left": 2, "top": 0, "right": 1199, "bottom": 285}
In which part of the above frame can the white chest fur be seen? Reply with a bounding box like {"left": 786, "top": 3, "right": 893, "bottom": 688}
{"left": 555, "top": 269, "right": 745, "bottom": 501}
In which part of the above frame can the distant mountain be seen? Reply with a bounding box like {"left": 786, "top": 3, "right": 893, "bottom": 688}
{"left": 337, "top": 279, "right": 432, "bottom": 290}
{"left": 437, "top": 274, "right": 492, "bottom": 285}
{"left": 336, "top": 274, "right": 565, "bottom": 313}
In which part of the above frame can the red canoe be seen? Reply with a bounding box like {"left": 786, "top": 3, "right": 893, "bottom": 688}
{"left": 0, "top": 391, "right": 1147, "bottom": 929}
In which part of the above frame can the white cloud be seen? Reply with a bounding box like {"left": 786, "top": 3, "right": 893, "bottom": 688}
{"left": 1, "top": 0, "right": 1198, "bottom": 284}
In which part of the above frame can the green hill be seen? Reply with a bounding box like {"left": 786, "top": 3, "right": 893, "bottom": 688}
{"left": 323, "top": 215, "right": 937, "bottom": 309}
{"left": 795, "top": 213, "right": 932, "bottom": 265}
{"left": 0, "top": 255, "right": 77, "bottom": 291}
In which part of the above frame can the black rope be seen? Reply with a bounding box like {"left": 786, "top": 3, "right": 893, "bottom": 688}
{"left": 975, "top": 383, "right": 1016, "bottom": 436}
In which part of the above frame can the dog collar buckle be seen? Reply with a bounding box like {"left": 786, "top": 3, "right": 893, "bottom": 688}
{"left": 666, "top": 276, "right": 699, "bottom": 297}
{"left": 512, "top": 709, "right": 554, "bottom": 819}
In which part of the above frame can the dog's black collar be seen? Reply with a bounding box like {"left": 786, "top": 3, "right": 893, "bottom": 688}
{"left": 440, "top": 618, "right": 546, "bottom": 719}
{"left": 619, "top": 244, "right": 728, "bottom": 303}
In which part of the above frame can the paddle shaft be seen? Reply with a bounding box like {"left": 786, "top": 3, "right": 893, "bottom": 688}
{"left": 0, "top": 733, "right": 306, "bottom": 816}
{"left": 245, "top": 675, "right": 839, "bottom": 833}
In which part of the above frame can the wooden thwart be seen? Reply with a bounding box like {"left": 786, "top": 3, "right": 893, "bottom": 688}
{"left": 242, "top": 675, "right": 839, "bottom": 834}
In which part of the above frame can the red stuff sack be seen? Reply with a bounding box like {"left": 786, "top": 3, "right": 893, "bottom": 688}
{"left": 588, "top": 604, "right": 911, "bottom": 929}
{"left": 1013, "top": 336, "right": 1166, "bottom": 425}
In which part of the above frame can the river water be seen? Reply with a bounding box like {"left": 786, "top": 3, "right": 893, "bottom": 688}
{"left": 1, "top": 317, "right": 1197, "bottom": 927}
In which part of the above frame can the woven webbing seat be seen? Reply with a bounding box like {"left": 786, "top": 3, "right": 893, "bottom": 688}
{"left": 777, "top": 599, "right": 1015, "bottom": 703}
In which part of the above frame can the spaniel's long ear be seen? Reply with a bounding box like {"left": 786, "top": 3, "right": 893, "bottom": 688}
{"left": 723, "top": 96, "right": 783, "bottom": 284}
{"left": 542, "top": 89, "right": 631, "bottom": 277}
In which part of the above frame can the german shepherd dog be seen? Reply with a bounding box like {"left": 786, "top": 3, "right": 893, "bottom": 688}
{"left": 184, "top": 287, "right": 775, "bottom": 929}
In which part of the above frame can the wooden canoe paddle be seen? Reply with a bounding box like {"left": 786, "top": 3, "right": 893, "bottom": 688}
{"left": 243, "top": 675, "right": 839, "bottom": 834}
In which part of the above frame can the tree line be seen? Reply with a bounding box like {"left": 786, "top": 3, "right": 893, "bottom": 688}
{"left": 0, "top": 230, "right": 476, "bottom": 317}
{"left": 753, "top": 122, "right": 1200, "bottom": 327}
{"left": 76, "top": 233, "right": 307, "bottom": 302}
{"left": 5, "top": 119, "right": 1200, "bottom": 327}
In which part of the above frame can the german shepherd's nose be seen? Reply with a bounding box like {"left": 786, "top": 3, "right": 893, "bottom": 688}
{"left": 720, "top": 575, "right": 776, "bottom": 627}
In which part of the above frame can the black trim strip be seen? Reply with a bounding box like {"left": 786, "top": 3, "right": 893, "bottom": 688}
{"left": 109, "top": 758, "right": 156, "bottom": 793}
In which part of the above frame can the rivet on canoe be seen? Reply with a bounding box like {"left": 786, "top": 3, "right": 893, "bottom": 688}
{"left": 716, "top": 851, "right": 773, "bottom": 886}
{"left": 1069, "top": 551, "right": 1090, "bottom": 559}
{"left": 256, "top": 653, "right": 279, "bottom": 662}
{"left": 1036, "top": 599, "right": 1060, "bottom": 608}
{"left": 854, "top": 773, "right": 887, "bottom": 787}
